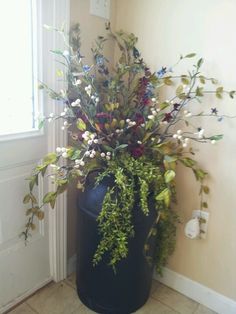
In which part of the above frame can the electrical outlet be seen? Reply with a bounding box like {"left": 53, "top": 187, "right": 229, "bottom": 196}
{"left": 192, "top": 210, "right": 210, "bottom": 239}
{"left": 90, "top": 0, "right": 110, "bottom": 20}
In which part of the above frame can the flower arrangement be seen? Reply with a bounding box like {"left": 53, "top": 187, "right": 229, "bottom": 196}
{"left": 22, "top": 23, "right": 235, "bottom": 273}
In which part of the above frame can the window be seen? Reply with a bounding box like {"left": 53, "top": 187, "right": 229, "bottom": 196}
{"left": 0, "top": 0, "right": 40, "bottom": 136}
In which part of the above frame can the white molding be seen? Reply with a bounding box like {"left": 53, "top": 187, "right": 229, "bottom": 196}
{"left": 67, "top": 254, "right": 77, "bottom": 276}
{"left": 154, "top": 267, "right": 236, "bottom": 314}
{"left": 47, "top": 0, "right": 70, "bottom": 283}
{"left": 0, "top": 277, "right": 52, "bottom": 314}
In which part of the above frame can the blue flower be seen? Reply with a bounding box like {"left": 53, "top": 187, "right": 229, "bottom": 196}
{"left": 83, "top": 65, "right": 91, "bottom": 73}
{"left": 156, "top": 67, "right": 167, "bottom": 78}
{"left": 96, "top": 56, "right": 105, "bottom": 66}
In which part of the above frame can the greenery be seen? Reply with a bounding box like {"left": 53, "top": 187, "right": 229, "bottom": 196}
{"left": 22, "top": 23, "right": 235, "bottom": 273}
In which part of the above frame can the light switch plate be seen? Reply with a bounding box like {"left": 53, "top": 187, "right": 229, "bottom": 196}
{"left": 90, "top": 0, "right": 110, "bottom": 20}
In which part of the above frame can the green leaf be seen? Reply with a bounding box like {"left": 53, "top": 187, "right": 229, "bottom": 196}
{"left": 43, "top": 192, "right": 57, "bottom": 208}
{"left": 211, "top": 78, "right": 218, "bottom": 84}
{"left": 181, "top": 75, "right": 190, "bottom": 85}
{"left": 196, "top": 86, "right": 204, "bottom": 97}
{"left": 193, "top": 169, "right": 208, "bottom": 181}
{"left": 115, "top": 144, "right": 128, "bottom": 151}
{"left": 197, "top": 58, "right": 204, "bottom": 68}
{"left": 160, "top": 102, "right": 170, "bottom": 110}
{"left": 29, "top": 175, "right": 38, "bottom": 191}
{"left": 202, "top": 202, "right": 208, "bottom": 208}
{"left": 216, "top": 86, "right": 224, "bottom": 99}
{"left": 36, "top": 210, "right": 45, "bottom": 220}
{"left": 209, "top": 134, "right": 223, "bottom": 141}
{"left": 176, "top": 85, "right": 184, "bottom": 97}
{"left": 203, "top": 186, "right": 210, "bottom": 194}
{"left": 38, "top": 119, "right": 45, "bottom": 130}
{"left": 156, "top": 188, "right": 171, "bottom": 207}
{"left": 50, "top": 49, "right": 63, "bottom": 55}
{"left": 180, "top": 157, "right": 197, "bottom": 168}
{"left": 163, "top": 77, "right": 173, "bottom": 86}
{"left": 184, "top": 53, "right": 196, "bottom": 58}
{"left": 43, "top": 153, "right": 57, "bottom": 165}
{"left": 76, "top": 118, "right": 86, "bottom": 131}
{"left": 164, "top": 170, "right": 176, "bottom": 184}
{"left": 199, "top": 76, "right": 206, "bottom": 84}
{"left": 23, "top": 194, "right": 31, "bottom": 204}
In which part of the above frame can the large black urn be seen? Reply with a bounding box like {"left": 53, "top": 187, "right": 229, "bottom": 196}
{"left": 76, "top": 172, "right": 157, "bottom": 314}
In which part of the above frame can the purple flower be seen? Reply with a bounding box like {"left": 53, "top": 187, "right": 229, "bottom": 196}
{"left": 211, "top": 108, "right": 218, "bottom": 115}
{"left": 130, "top": 144, "right": 145, "bottom": 158}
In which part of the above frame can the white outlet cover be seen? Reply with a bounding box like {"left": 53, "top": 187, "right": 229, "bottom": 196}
{"left": 90, "top": 0, "right": 110, "bottom": 20}
{"left": 192, "top": 210, "right": 210, "bottom": 239}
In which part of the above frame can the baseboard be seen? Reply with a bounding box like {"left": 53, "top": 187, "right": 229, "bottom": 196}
{"left": 154, "top": 267, "right": 236, "bottom": 314}
{"left": 67, "top": 254, "right": 76, "bottom": 276}
{"left": 1, "top": 277, "right": 52, "bottom": 314}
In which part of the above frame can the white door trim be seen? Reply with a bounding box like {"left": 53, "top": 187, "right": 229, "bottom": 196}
{"left": 47, "top": 0, "right": 70, "bottom": 283}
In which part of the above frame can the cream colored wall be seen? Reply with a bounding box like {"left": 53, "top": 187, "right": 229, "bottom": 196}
{"left": 115, "top": 0, "right": 236, "bottom": 301}
{"left": 67, "top": 0, "right": 117, "bottom": 259}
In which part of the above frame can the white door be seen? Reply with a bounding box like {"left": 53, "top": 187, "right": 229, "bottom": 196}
{"left": 0, "top": 0, "right": 69, "bottom": 312}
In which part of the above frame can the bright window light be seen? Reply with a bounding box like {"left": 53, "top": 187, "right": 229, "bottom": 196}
{"left": 0, "top": 0, "right": 38, "bottom": 136}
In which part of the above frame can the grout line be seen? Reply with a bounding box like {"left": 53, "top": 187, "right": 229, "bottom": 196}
{"left": 149, "top": 297, "right": 181, "bottom": 313}
{"left": 26, "top": 303, "right": 39, "bottom": 314}
{"left": 63, "top": 279, "right": 76, "bottom": 291}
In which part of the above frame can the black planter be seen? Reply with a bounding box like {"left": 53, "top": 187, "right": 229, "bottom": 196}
{"left": 76, "top": 172, "right": 157, "bottom": 314}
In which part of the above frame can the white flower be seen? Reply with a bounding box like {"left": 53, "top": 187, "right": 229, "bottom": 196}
{"left": 148, "top": 115, "right": 154, "bottom": 120}
{"left": 74, "top": 79, "right": 81, "bottom": 86}
{"left": 80, "top": 160, "right": 85, "bottom": 166}
{"left": 48, "top": 118, "right": 52, "bottom": 123}
{"left": 63, "top": 50, "right": 70, "bottom": 57}
{"left": 88, "top": 140, "right": 93, "bottom": 145}
{"left": 131, "top": 121, "right": 136, "bottom": 126}
{"left": 116, "top": 129, "right": 120, "bottom": 133}
{"left": 177, "top": 135, "right": 182, "bottom": 140}
{"left": 211, "top": 140, "right": 216, "bottom": 145}
{"left": 184, "top": 138, "right": 189, "bottom": 143}
{"left": 91, "top": 95, "right": 95, "bottom": 100}
{"left": 106, "top": 156, "right": 111, "bottom": 160}
{"left": 90, "top": 154, "right": 95, "bottom": 159}
{"left": 137, "top": 141, "right": 142, "bottom": 144}
{"left": 60, "top": 112, "right": 66, "bottom": 117}
{"left": 95, "top": 97, "right": 99, "bottom": 103}
{"left": 90, "top": 133, "right": 96, "bottom": 139}
{"left": 126, "top": 119, "right": 131, "bottom": 123}
{"left": 100, "top": 152, "right": 106, "bottom": 158}
{"left": 85, "top": 151, "right": 90, "bottom": 157}
{"left": 196, "top": 128, "right": 205, "bottom": 139}
{"left": 61, "top": 147, "right": 67, "bottom": 153}
{"left": 94, "top": 139, "right": 98, "bottom": 144}
{"left": 182, "top": 143, "right": 188, "bottom": 148}
{"left": 177, "top": 129, "right": 182, "bottom": 135}
{"left": 64, "top": 121, "right": 68, "bottom": 126}
{"left": 106, "top": 152, "right": 111, "bottom": 156}
{"left": 56, "top": 147, "right": 61, "bottom": 153}
{"left": 61, "top": 126, "right": 65, "bottom": 130}
{"left": 49, "top": 113, "right": 54, "bottom": 118}
{"left": 173, "top": 134, "right": 178, "bottom": 139}
{"left": 151, "top": 97, "right": 156, "bottom": 102}
{"left": 141, "top": 123, "right": 145, "bottom": 127}
{"left": 60, "top": 89, "right": 66, "bottom": 97}
{"left": 62, "top": 152, "right": 68, "bottom": 158}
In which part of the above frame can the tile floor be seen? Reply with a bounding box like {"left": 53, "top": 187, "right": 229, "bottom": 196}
{"left": 7, "top": 273, "right": 216, "bottom": 314}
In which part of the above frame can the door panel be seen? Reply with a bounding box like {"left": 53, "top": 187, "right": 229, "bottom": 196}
{"left": 0, "top": 0, "right": 52, "bottom": 310}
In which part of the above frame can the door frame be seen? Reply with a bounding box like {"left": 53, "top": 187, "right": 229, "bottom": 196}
{"left": 47, "top": 0, "right": 70, "bottom": 282}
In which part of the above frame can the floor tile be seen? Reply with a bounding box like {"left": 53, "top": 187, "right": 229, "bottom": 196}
{"left": 152, "top": 284, "right": 198, "bottom": 314}
{"left": 26, "top": 281, "right": 82, "bottom": 314}
{"left": 71, "top": 304, "right": 97, "bottom": 314}
{"left": 134, "top": 297, "right": 178, "bottom": 314}
{"left": 7, "top": 303, "right": 37, "bottom": 314}
{"left": 66, "top": 272, "right": 76, "bottom": 290}
{"left": 194, "top": 304, "right": 217, "bottom": 314}
{"left": 150, "top": 279, "right": 161, "bottom": 295}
